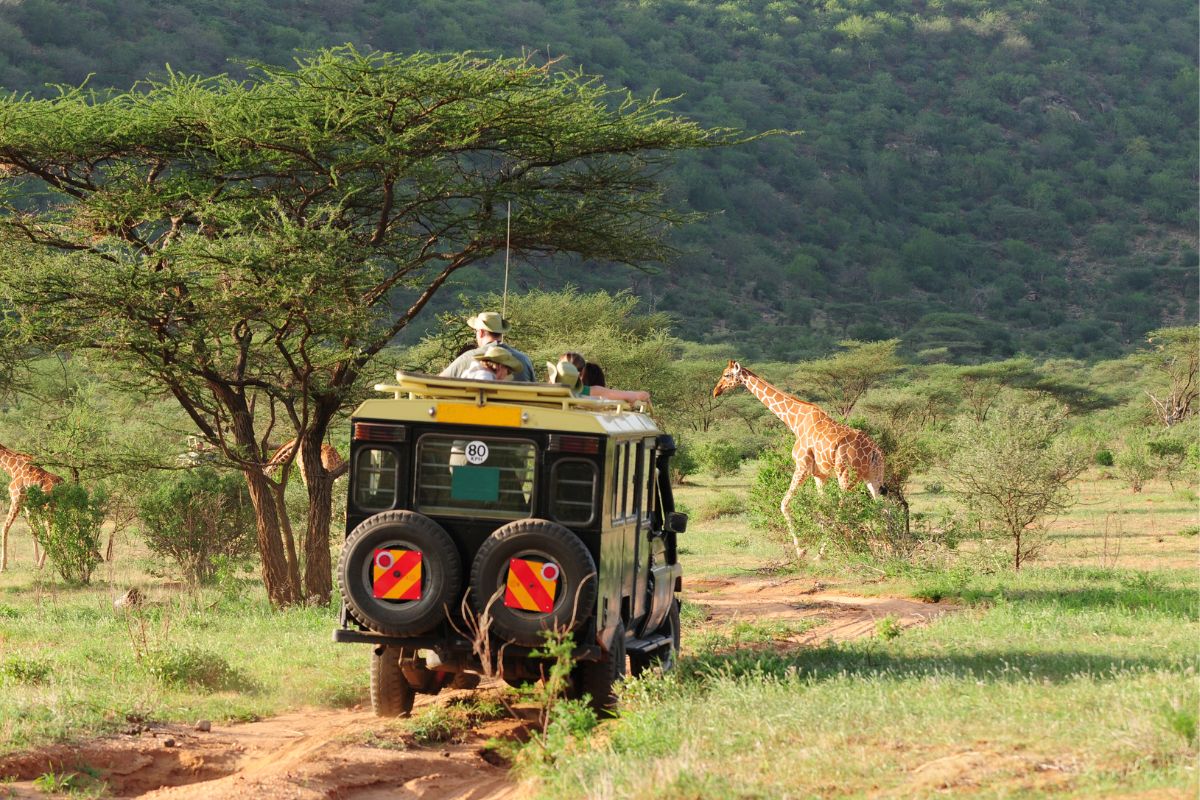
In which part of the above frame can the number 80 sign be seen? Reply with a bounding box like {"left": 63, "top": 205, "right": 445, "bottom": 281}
{"left": 464, "top": 441, "right": 489, "bottom": 464}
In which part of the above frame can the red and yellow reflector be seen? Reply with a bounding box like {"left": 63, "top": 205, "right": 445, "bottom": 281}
{"left": 504, "top": 558, "right": 560, "bottom": 613}
{"left": 372, "top": 548, "right": 422, "bottom": 600}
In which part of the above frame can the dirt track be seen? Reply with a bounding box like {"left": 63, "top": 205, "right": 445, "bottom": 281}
{"left": 0, "top": 578, "right": 955, "bottom": 799}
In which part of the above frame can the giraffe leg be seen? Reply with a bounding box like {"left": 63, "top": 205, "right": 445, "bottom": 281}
{"left": 780, "top": 463, "right": 811, "bottom": 561}
{"left": 0, "top": 496, "right": 21, "bottom": 572}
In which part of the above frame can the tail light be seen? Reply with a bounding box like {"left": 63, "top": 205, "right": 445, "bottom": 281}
{"left": 353, "top": 423, "right": 407, "bottom": 443}
{"left": 547, "top": 434, "right": 600, "bottom": 454}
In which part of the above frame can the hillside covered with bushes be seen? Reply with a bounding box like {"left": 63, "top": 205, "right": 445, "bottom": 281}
{"left": 1, "top": 0, "right": 1194, "bottom": 360}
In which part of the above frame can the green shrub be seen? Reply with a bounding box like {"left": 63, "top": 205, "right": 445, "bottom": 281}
{"left": 746, "top": 439, "right": 794, "bottom": 534}
{"left": 146, "top": 646, "right": 247, "bottom": 691}
{"left": 697, "top": 490, "right": 745, "bottom": 521}
{"left": 25, "top": 483, "right": 107, "bottom": 585}
{"left": 787, "top": 480, "right": 918, "bottom": 563}
{"left": 875, "top": 615, "right": 903, "bottom": 640}
{"left": 1093, "top": 449, "right": 1115, "bottom": 466}
{"left": 947, "top": 399, "right": 1088, "bottom": 570}
{"left": 1115, "top": 435, "right": 1154, "bottom": 493}
{"left": 2, "top": 655, "right": 53, "bottom": 684}
{"left": 1162, "top": 698, "right": 1198, "bottom": 746}
{"left": 1147, "top": 435, "right": 1190, "bottom": 487}
{"left": 698, "top": 441, "right": 742, "bottom": 478}
{"left": 137, "top": 468, "right": 257, "bottom": 585}
{"left": 670, "top": 443, "right": 699, "bottom": 485}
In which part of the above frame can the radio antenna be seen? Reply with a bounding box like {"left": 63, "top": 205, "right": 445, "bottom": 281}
{"left": 502, "top": 201, "right": 512, "bottom": 318}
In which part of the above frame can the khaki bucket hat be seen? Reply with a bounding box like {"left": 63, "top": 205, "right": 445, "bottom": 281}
{"left": 466, "top": 311, "right": 511, "bottom": 334}
{"left": 546, "top": 360, "right": 582, "bottom": 389}
{"left": 473, "top": 345, "right": 523, "bottom": 372}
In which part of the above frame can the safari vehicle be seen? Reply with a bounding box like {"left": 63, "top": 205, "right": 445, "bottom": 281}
{"left": 334, "top": 372, "right": 687, "bottom": 716}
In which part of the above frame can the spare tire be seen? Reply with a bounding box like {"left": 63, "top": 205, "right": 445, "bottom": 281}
{"left": 470, "top": 519, "right": 597, "bottom": 647}
{"left": 339, "top": 511, "right": 462, "bottom": 636}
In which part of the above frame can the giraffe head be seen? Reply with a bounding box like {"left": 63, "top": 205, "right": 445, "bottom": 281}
{"left": 712, "top": 360, "right": 745, "bottom": 397}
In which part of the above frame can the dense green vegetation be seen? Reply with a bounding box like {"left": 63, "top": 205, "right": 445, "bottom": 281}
{"left": 0, "top": 0, "right": 1194, "bottom": 360}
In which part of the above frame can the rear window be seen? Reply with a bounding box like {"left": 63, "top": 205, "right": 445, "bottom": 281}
{"left": 415, "top": 434, "right": 536, "bottom": 520}
{"left": 355, "top": 448, "right": 399, "bottom": 511}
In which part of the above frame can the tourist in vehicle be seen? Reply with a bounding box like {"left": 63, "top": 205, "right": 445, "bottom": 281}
{"left": 461, "top": 346, "right": 523, "bottom": 381}
{"left": 582, "top": 361, "right": 606, "bottom": 388}
{"left": 560, "top": 352, "right": 613, "bottom": 392}
{"left": 440, "top": 311, "right": 535, "bottom": 381}
{"left": 549, "top": 356, "right": 650, "bottom": 404}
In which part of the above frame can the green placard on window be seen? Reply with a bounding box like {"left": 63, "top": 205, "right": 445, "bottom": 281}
{"left": 451, "top": 466, "right": 500, "bottom": 502}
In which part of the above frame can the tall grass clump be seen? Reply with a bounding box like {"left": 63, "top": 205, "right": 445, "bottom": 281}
{"left": 145, "top": 645, "right": 251, "bottom": 692}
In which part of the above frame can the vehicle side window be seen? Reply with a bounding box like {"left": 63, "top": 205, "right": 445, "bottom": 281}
{"left": 355, "top": 448, "right": 399, "bottom": 511}
{"left": 628, "top": 442, "right": 642, "bottom": 522}
{"left": 620, "top": 443, "right": 631, "bottom": 520}
{"left": 640, "top": 445, "right": 653, "bottom": 523}
{"left": 550, "top": 459, "right": 597, "bottom": 526}
{"left": 611, "top": 442, "right": 628, "bottom": 523}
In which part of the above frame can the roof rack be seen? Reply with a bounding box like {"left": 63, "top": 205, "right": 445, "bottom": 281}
{"left": 374, "top": 371, "right": 645, "bottom": 414}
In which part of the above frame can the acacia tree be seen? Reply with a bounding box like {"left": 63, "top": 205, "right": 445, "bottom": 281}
{"left": 790, "top": 339, "right": 903, "bottom": 419}
{"left": 0, "top": 47, "right": 742, "bottom": 606}
{"left": 946, "top": 396, "right": 1087, "bottom": 570}
{"left": 1139, "top": 327, "right": 1198, "bottom": 427}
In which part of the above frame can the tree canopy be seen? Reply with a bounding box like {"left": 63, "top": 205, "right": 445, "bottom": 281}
{"left": 0, "top": 0, "right": 1193, "bottom": 360}
{"left": 0, "top": 47, "right": 737, "bottom": 605}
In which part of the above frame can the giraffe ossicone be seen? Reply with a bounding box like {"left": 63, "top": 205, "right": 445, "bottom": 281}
{"left": 713, "top": 360, "right": 886, "bottom": 559}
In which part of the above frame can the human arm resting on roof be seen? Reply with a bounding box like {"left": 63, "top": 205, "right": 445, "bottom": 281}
{"left": 588, "top": 386, "right": 650, "bottom": 403}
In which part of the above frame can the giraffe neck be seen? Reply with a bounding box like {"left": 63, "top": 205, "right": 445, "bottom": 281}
{"left": 737, "top": 368, "right": 827, "bottom": 439}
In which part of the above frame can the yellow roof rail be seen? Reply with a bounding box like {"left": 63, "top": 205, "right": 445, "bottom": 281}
{"left": 374, "top": 371, "right": 646, "bottom": 414}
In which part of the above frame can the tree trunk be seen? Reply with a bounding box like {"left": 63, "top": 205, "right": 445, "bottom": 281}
{"left": 243, "top": 467, "right": 302, "bottom": 606}
{"left": 270, "top": 478, "right": 303, "bottom": 593}
{"left": 300, "top": 416, "right": 337, "bottom": 603}
{"left": 303, "top": 471, "right": 335, "bottom": 603}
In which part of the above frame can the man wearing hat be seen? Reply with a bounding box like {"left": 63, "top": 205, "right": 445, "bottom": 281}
{"left": 440, "top": 311, "right": 535, "bottom": 382}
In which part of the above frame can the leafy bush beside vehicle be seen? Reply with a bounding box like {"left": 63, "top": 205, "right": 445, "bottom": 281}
{"left": 137, "top": 468, "right": 257, "bottom": 585}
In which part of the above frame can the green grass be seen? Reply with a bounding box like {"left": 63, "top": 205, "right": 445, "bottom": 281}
{"left": 527, "top": 566, "right": 1198, "bottom": 798}
{"left": 1, "top": 469, "right": 1196, "bottom": 798}
{"left": 0, "top": 568, "right": 361, "bottom": 752}
{"left": 517, "top": 471, "right": 1199, "bottom": 798}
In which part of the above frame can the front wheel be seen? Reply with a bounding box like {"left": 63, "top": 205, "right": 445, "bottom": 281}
{"left": 370, "top": 646, "right": 415, "bottom": 718}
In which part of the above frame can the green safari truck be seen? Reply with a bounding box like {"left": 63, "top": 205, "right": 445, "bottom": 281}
{"left": 334, "top": 372, "right": 687, "bottom": 715}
